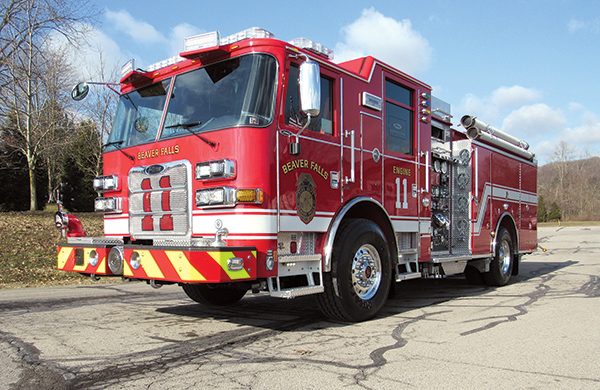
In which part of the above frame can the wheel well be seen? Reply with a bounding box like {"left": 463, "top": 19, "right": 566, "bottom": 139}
{"left": 497, "top": 214, "right": 519, "bottom": 275}
{"left": 341, "top": 202, "right": 398, "bottom": 263}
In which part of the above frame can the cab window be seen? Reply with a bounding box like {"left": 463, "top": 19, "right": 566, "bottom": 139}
{"left": 285, "top": 64, "right": 334, "bottom": 135}
{"left": 385, "top": 79, "right": 413, "bottom": 155}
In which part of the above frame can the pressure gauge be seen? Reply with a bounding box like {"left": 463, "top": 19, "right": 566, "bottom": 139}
{"left": 433, "top": 160, "right": 441, "bottom": 172}
{"left": 441, "top": 161, "right": 448, "bottom": 174}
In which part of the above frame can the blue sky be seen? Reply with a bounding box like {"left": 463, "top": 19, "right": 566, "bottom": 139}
{"left": 72, "top": 0, "right": 600, "bottom": 163}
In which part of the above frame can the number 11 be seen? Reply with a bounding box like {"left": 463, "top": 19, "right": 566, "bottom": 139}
{"left": 395, "top": 178, "right": 408, "bottom": 209}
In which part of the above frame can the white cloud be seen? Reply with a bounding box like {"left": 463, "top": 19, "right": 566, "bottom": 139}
{"left": 502, "top": 103, "right": 566, "bottom": 137}
{"left": 501, "top": 103, "right": 600, "bottom": 163}
{"left": 334, "top": 8, "right": 432, "bottom": 75}
{"left": 459, "top": 84, "right": 600, "bottom": 163}
{"left": 490, "top": 86, "right": 541, "bottom": 108}
{"left": 567, "top": 18, "right": 600, "bottom": 33}
{"left": 458, "top": 85, "right": 541, "bottom": 122}
{"left": 168, "top": 23, "right": 204, "bottom": 56}
{"left": 104, "top": 10, "right": 202, "bottom": 59}
{"left": 105, "top": 9, "right": 166, "bottom": 44}
{"left": 568, "top": 18, "right": 587, "bottom": 33}
{"left": 47, "top": 23, "right": 129, "bottom": 81}
{"left": 564, "top": 111, "right": 600, "bottom": 144}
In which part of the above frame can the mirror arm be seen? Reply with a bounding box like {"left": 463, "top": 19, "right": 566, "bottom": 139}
{"left": 294, "top": 113, "right": 312, "bottom": 143}
{"left": 85, "top": 81, "right": 121, "bottom": 96}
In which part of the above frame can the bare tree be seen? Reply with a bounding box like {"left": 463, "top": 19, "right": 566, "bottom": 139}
{"left": 0, "top": 0, "right": 89, "bottom": 210}
{"left": 550, "top": 140, "right": 576, "bottom": 220}
{"left": 76, "top": 49, "right": 119, "bottom": 179}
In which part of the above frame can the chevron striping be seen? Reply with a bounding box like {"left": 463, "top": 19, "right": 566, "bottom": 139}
{"left": 165, "top": 251, "right": 206, "bottom": 282}
{"left": 137, "top": 250, "right": 164, "bottom": 279}
{"left": 57, "top": 247, "right": 73, "bottom": 269}
{"left": 208, "top": 251, "right": 251, "bottom": 280}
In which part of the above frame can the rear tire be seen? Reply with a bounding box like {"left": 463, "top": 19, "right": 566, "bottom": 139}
{"left": 182, "top": 283, "right": 248, "bottom": 306}
{"left": 317, "top": 219, "right": 392, "bottom": 322}
{"left": 483, "top": 227, "right": 514, "bottom": 286}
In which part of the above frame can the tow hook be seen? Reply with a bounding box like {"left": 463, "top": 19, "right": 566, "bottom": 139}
{"left": 90, "top": 274, "right": 100, "bottom": 281}
{"left": 150, "top": 280, "right": 162, "bottom": 289}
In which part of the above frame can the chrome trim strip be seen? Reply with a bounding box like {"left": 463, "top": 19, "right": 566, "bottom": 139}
{"left": 323, "top": 197, "right": 397, "bottom": 272}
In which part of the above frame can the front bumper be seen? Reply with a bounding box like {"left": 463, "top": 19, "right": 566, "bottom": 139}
{"left": 57, "top": 243, "right": 257, "bottom": 283}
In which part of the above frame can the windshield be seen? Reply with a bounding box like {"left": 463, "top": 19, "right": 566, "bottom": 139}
{"left": 105, "top": 53, "right": 277, "bottom": 151}
{"left": 106, "top": 78, "right": 171, "bottom": 150}
{"left": 161, "top": 54, "right": 277, "bottom": 139}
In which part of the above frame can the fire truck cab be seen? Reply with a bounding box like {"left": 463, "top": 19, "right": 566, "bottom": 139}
{"left": 57, "top": 27, "right": 537, "bottom": 322}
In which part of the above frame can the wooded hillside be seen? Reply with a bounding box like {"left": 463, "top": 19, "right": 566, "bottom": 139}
{"left": 538, "top": 156, "right": 600, "bottom": 221}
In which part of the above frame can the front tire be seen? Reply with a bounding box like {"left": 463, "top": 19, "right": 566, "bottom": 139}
{"left": 317, "top": 219, "right": 392, "bottom": 322}
{"left": 483, "top": 227, "right": 514, "bottom": 286}
{"left": 182, "top": 283, "right": 248, "bottom": 306}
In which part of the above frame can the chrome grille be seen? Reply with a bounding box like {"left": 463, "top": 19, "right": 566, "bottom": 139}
{"left": 129, "top": 161, "right": 191, "bottom": 237}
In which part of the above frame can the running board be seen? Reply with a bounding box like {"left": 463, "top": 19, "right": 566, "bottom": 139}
{"left": 269, "top": 285, "right": 324, "bottom": 299}
{"left": 396, "top": 272, "right": 421, "bottom": 281}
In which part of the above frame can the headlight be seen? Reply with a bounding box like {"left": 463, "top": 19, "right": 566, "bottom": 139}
{"left": 196, "top": 187, "right": 236, "bottom": 207}
{"left": 196, "top": 187, "right": 263, "bottom": 207}
{"left": 93, "top": 175, "right": 119, "bottom": 191}
{"left": 196, "top": 160, "right": 235, "bottom": 180}
{"left": 94, "top": 197, "right": 122, "bottom": 213}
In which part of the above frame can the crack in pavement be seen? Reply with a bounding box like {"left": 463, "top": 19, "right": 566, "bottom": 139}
{"left": 460, "top": 275, "right": 555, "bottom": 336}
{"left": 0, "top": 290, "right": 181, "bottom": 314}
{"left": 0, "top": 330, "right": 73, "bottom": 390}
{"left": 65, "top": 316, "right": 319, "bottom": 389}
{"left": 578, "top": 275, "right": 600, "bottom": 297}
{"left": 421, "top": 354, "right": 600, "bottom": 384}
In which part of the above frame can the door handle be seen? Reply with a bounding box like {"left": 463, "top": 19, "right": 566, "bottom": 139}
{"left": 344, "top": 129, "right": 355, "bottom": 184}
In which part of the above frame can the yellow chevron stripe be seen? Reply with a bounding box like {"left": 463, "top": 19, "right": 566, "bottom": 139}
{"left": 137, "top": 250, "right": 164, "bottom": 279}
{"left": 123, "top": 256, "right": 133, "bottom": 277}
{"left": 165, "top": 251, "right": 206, "bottom": 282}
{"left": 57, "top": 247, "right": 73, "bottom": 269}
{"left": 208, "top": 251, "right": 251, "bottom": 280}
{"left": 96, "top": 256, "right": 107, "bottom": 274}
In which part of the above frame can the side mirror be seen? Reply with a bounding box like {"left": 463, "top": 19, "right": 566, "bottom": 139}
{"left": 71, "top": 82, "right": 89, "bottom": 101}
{"left": 299, "top": 60, "right": 321, "bottom": 117}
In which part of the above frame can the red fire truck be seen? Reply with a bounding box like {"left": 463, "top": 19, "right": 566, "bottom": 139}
{"left": 56, "top": 27, "right": 537, "bottom": 322}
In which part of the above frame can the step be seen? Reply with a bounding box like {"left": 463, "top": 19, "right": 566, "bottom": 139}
{"left": 396, "top": 272, "right": 422, "bottom": 282}
{"left": 278, "top": 254, "right": 322, "bottom": 264}
{"left": 398, "top": 249, "right": 418, "bottom": 255}
{"left": 269, "top": 285, "right": 324, "bottom": 299}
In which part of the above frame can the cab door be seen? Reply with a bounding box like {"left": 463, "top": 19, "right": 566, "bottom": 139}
{"left": 382, "top": 78, "right": 420, "bottom": 228}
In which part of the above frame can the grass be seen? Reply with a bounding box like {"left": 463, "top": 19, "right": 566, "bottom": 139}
{"left": 0, "top": 210, "right": 106, "bottom": 288}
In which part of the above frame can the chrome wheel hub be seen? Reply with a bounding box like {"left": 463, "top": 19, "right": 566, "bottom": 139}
{"left": 351, "top": 244, "right": 382, "bottom": 300}
{"left": 499, "top": 240, "right": 511, "bottom": 275}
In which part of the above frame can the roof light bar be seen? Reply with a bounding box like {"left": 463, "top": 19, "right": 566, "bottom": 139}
{"left": 120, "top": 58, "right": 135, "bottom": 77}
{"left": 183, "top": 31, "right": 220, "bottom": 52}
{"left": 220, "top": 27, "right": 274, "bottom": 45}
{"left": 129, "top": 27, "right": 276, "bottom": 75}
{"left": 289, "top": 37, "right": 333, "bottom": 59}
{"left": 146, "top": 55, "right": 184, "bottom": 72}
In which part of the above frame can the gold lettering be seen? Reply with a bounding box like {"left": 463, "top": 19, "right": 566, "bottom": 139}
{"left": 393, "top": 166, "right": 411, "bottom": 176}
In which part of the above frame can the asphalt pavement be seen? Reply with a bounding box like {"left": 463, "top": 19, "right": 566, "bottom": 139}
{"left": 1, "top": 226, "right": 599, "bottom": 389}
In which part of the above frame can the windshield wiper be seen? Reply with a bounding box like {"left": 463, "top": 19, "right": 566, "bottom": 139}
{"left": 165, "top": 121, "right": 201, "bottom": 129}
{"left": 102, "top": 140, "right": 135, "bottom": 161}
{"left": 164, "top": 121, "right": 218, "bottom": 149}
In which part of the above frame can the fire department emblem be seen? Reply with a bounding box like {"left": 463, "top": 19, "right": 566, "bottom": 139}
{"left": 296, "top": 173, "right": 316, "bottom": 224}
